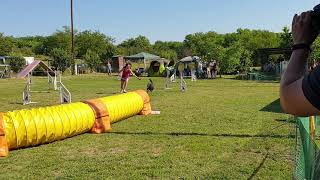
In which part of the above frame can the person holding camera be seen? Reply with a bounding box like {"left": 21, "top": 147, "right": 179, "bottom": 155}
{"left": 280, "top": 11, "right": 320, "bottom": 116}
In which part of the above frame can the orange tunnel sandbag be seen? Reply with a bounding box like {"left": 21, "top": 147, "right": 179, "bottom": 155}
{"left": 0, "top": 90, "right": 151, "bottom": 157}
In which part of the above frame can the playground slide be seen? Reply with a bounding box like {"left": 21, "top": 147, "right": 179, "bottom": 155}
{"left": 0, "top": 90, "right": 151, "bottom": 157}
{"left": 16, "top": 60, "right": 55, "bottom": 79}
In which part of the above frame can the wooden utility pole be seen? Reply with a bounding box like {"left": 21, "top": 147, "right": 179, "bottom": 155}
{"left": 70, "top": 0, "right": 75, "bottom": 75}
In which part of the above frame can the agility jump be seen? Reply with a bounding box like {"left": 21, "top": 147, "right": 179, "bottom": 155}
{"left": 23, "top": 71, "right": 71, "bottom": 105}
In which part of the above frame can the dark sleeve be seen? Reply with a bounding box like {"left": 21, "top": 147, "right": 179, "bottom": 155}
{"left": 302, "top": 66, "right": 320, "bottom": 110}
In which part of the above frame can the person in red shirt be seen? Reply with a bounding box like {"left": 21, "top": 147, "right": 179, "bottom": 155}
{"left": 119, "top": 63, "right": 141, "bottom": 93}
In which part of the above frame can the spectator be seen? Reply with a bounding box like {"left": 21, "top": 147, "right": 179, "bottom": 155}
{"left": 207, "top": 62, "right": 212, "bottom": 79}
{"left": 106, "top": 60, "right": 112, "bottom": 76}
{"left": 212, "top": 60, "right": 217, "bottom": 78}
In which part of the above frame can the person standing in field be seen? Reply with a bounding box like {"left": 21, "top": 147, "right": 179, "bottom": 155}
{"left": 212, "top": 60, "right": 217, "bottom": 78}
{"left": 106, "top": 60, "right": 112, "bottom": 76}
{"left": 208, "top": 61, "right": 215, "bottom": 79}
{"left": 207, "top": 62, "right": 211, "bottom": 79}
{"left": 119, "top": 63, "right": 141, "bottom": 93}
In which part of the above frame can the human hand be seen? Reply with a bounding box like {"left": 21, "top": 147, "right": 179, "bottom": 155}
{"left": 292, "top": 11, "right": 318, "bottom": 45}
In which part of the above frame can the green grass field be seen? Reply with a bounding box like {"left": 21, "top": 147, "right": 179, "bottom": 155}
{"left": 0, "top": 75, "right": 294, "bottom": 179}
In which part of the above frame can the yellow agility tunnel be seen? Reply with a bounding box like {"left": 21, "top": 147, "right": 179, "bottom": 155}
{"left": 0, "top": 90, "right": 151, "bottom": 157}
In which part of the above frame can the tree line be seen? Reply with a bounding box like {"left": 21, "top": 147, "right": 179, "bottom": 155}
{"left": 2, "top": 26, "right": 317, "bottom": 74}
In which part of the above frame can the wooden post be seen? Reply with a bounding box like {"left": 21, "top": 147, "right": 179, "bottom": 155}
{"left": 309, "top": 116, "right": 316, "bottom": 141}
{"left": 70, "top": 0, "right": 75, "bottom": 75}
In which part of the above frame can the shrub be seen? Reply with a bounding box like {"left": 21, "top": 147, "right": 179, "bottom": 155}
{"left": 50, "top": 48, "right": 71, "bottom": 72}
{"left": 8, "top": 56, "right": 25, "bottom": 73}
{"left": 84, "top": 50, "right": 100, "bottom": 72}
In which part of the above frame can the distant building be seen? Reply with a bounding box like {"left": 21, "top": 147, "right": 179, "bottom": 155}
{"left": 24, "top": 57, "right": 34, "bottom": 65}
{"left": 0, "top": 56, "right": 35, "bottom": 65}
{"left": 111, "top": 56, "right": 125, "bottom": 72}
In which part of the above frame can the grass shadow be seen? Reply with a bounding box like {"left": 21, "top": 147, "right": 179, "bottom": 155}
{"left": 275, "top": 118, "right": 295, "bottom": 124}
{"left": 96, "top": 92, "right": 120, "bottom": 95}
{"left": 257, "top": 80, "right": 280, "bottom": 83}
{"left": 96, "top": 92, "right": 105, "bottom": 95}
{"left": 109, "top": 131, "right": 295, "bottom": 139}
{"left": 247, "top": 151, "right": 270, "bottom": 179}
{"left": 9, "top": 102, "right": 24, "bottom": 105}
{"left": 260, "top": 99, "right": 283, "bottom": 114}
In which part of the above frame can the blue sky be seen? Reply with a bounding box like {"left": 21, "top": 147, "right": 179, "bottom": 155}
{"left": 0, "top": 0, "right": 318, "bottom": 43}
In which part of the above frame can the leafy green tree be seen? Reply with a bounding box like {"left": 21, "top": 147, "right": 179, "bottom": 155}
{"left": 157, "top": 50, "right": 177, "bottom": 60}
{"left": 279, "top": 27, "right": 293, "bottom": 48}
{"left": 219, "top": 43, "right": 243, "bottom": 74}
{"left": 184, "top": 31, "right": 225, "bottom": 61}
{"left": 238, "top": 49, "right": 253, "bottom": 72}
{"left": 236, "top": 29, "right": 280, "bottom": 51}
{"left": 42, "top": 26, "right": 73, "bottom": 55}
{"left": 0, "top": 33, "right": 15, "bottom": 56}
{"left": 119, "top": 35, "right": 151, "bottom": 55}
{"left": 10, "top": 46, "right": 34, "bottom": 57}
{"left": 220, "top": 42, "right": 249, "bottom": 74}
{"left": 50, "top": 48, "right": 71, "bottom": 72}
{"left": 76, "top": 30, "right": 115, "bottom": 59}
{"left": 222, "top": 33, "right": 239, "bottom": 48}
{"left": 84, "top": 50, "right": 100, "bottom": 72}
{"left": 42, "top": 27, "right": 75, "bottom": 74}
{"left": 8, "top": 56, "right": 25, "bottom": 73}
{"left": 234, "top": 29, "right": 280, "bottom": 66}
{"left": 181, "top": 29, "right": 281, "bottom": 67}
{"left": 115, "top": 47, "right": 127, "bottom": 56}
{"left": 278, "top": 27, "right": 293, "bottom": 61}
{"left": 14, "top": 36, "right": 46, "bottom": 56}
{"left": 153, "top": 41, "right": 184, "bottom": 59}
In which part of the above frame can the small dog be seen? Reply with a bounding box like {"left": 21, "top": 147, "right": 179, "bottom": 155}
{"left": 147, "top": 79, "right": 154, "bottom": 93}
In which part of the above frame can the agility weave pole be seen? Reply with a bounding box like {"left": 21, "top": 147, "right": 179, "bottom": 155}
{"left": 0, "top": 90, "right": 151, "bottom": 157}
